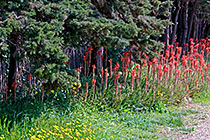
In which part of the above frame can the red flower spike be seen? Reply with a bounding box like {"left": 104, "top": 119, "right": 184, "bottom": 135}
{"left": 12, "top": 81, "right": 18, "bottom": 88}
{"left": 88, "top": 45, "right": 93, "bottom": 51}
{"left": 115, "top": 74, "right": 120, "bottom": 80}
{"left": 136, "top": 64, "right": 140, "bottom": 69}
{"left": 5, "top": 86, "right": 8, "bottom": 92}
{"left": 92, "top": 65, "right": 96, "bottom": 70}
{"left": 195, "top": 39, "right": 199, "bottom": 43}
{"left": 101, "top": 68, "right": 104, "bottom": 75}
{"left": 152, "top": 58, "right": 158, "bottom": 64}
{"left": 131, "top": 68, "right": 136, "bottom": 77}
{"left": 131, "top": 61, "right": 134, "bottom": 65}
{"left": 204, "top": 67, "right": 208, "bottom": 71}
{"left": 108, "top": 59, "right": 112, "bottom": 63}
{"left": 97, "top": 50, "right": 102, "bottom": 55}
{"left": 92, "top": 79, "right": 96, "bottom": 84}
{"left": 109, "top": 59, "right": 113, "bottom": 76}
{"left": 84, "top": 52, "right": 88, "bottom": 56}
{"left": 76, "top": 68, "right": 81, "bottom": 72}
{"left": 83, "top": 55, "right": 87, "bottom": 61}
{"left": 145, "top": 75, "right": 148, "bottom": 82}
{"left": 190, "top": 38, "right": 194, "bottom": 42}
{"left": 28, "top": 74, "right": 32, "bottom": 80}
{"left": 184, "top": 43, "right": 188, "bottom": 47}
{"left": 123, "top": 52, "right": 128, "bottom": 56}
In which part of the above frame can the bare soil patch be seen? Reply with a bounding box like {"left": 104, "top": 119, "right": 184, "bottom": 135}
{"left": 161, "top": 104, "right": 210, "bottom": 140}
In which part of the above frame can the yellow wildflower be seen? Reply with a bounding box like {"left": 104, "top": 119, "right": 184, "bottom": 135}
{"left": 78, "top": 83, "right": 81, "bottom": 88}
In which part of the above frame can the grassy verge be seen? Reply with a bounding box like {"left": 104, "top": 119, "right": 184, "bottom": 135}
{"left": 1, "top": 90, "right": 209, "bottom": 140}
{"left": 0, "top": 103, "right": 197, "bottom": 140}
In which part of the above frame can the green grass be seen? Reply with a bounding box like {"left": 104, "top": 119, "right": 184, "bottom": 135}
{"left": 0, "top": 102, "right": 188, "bottom": 140}
{"left": 193, "top": 91, "right": 210, "bottom": 104}
{"left": 0, "top": 90, "right": 209, "bottom": 140}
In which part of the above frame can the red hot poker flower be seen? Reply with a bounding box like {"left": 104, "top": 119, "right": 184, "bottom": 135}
{"left": 204, "top": 67, "right": 208, "bottom": 72}
{"left": 84, "top": 52, "right": 88, "bottom": 56}
{"left": 195, "top": 39, "right": 199, "bottom": 43}
{"left": 12, "top": 81, "right": 18, "bottom": 88}
{"left": 136, "top": 64, "right": 140, "bottom": 69}
{"left": 115, "top": 74, "right": 119, "bottom": 80}
{"left": 64, "top": 61, "right": 70, "bottom": 65}
{"left": 92, "top": 64, "right": 96, "bottom": 70}
{"left": 92, "top": 78, "right": 96, "bottom": 84}
{"left": 152, "top": 58, "right": 158, "bottom": 64}
{"left": 88, "top": 45, "right": 93, "bottom": 51}
{"left": 131, "top": 68, "right": 136, "bottom": 77}
{"left": 5, "top": 86, "right": 8, "bottom": 92}
{"left": 123, "top": 52, "right": 128, "bottom": 56}
{"left": 177, "top": 47, "right": 182, "bottom": 54}
{"left": 190, "top": 38, "right": 193, "bottom": 42}
{"left": 76, "top": 68, "right": 81, "bottom": 72}
{"left": 145, "top": 75, "right": 148, "bottom": 82}
{"left": 97, "top": 50, "right": 102, "bottom": 55}
{"left": 28, "top": 74, "right": 32, "bottom": 80}
{"left": 83, "top": 55, "right": 87, "bottom": 61}
{"left": 109, "top": 59, "right": 113, "bottom": 76}
{"left": 101, "top": 68, "right": 104, "bottom": 75}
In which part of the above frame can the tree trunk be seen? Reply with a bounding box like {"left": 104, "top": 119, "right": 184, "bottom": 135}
{"left": 195, "top": 18, "right": 200, "bottom": 39}
{"left": 0, "top": 58, "right": 2, "bottom": 92}
{"left": 177, "top": 4, "right": 184, "bottom": 45}
{"left": 170, "top": 0, "right": 181, "bottom": 44}
{"left": 7, "top": 37, "right": 18, "bottom": 102}
{"left": 187, "top": 0, "right": 200, "bottom": 42}
{"left": 182, "top": 0, "right": 189, "bottom": 53}
{"left": 193, "top": 15, "right": 197, "bottom": 39}
{"left": 164, "top": 0, "right": 171, "bottom": 49}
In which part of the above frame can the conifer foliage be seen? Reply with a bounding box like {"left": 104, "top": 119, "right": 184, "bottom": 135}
{"left": 0, "top": 0, "right": 171, "bottom": 100}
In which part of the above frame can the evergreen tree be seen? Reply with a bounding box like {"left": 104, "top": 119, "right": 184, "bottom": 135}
{"left": 0, "top": 0, "right": 171, "bottom": 101}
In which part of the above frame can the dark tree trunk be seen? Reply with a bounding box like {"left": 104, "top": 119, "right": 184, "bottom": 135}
{"left": 195, "top": 18, "right": 200, "bottom": 39}
{"left": 193, "top": 15, "right": 197, "bottom": 39}
{"left": 182, "top": 0, "right": 189, "bottom": 47}
{"left": 164, "top": 5, "right": 170, "bottom": 48}
{"left": 177, "top": 4, "right": 184, "bottom": 44}
{"left": 187, "top": 0, "right": 200, "bottom": 42}
{"left": 170, "top": 0, "right": 181, "bottom": 44}
{"left": 7, "top": 35, "right": 18, "bottom": 102}
{"left": 199, "top": 18, "right": 203, "bottom": 39}
{"left": 0, "top": 58, "right": 2, "bottom": 91}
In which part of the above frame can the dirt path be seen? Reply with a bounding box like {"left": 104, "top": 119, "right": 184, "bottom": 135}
{"left": 165, "top": 104, "right": 210, "bottom": 140}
